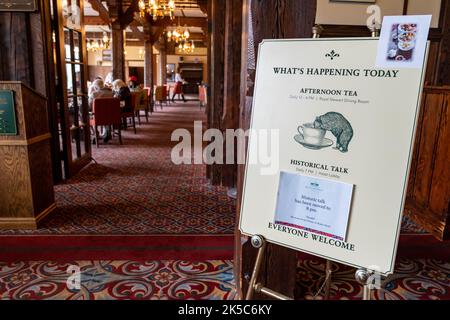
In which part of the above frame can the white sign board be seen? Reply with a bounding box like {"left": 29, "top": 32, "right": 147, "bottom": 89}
{"left": 239, "top": 38, "right": 428, "bottom": 275}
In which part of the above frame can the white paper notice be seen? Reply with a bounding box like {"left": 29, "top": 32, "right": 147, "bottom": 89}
{"left": 274, "top": 172, "right": 354, "bottom": 241}
{"left": 376, "top": 15, "right": 431, "bottom": 69}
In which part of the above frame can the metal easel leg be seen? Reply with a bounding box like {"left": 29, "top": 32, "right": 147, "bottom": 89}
{"left": 355, "top": 269, "right": 374, "bottom": 301}
{"left": 324, "top": 260, "right": 332, "bottom": 300}
{"left": 245, "top": 235, "right": 293, "bottom": 300}
{"left": 245, "top": 235, "right": 267, "bottom": 300}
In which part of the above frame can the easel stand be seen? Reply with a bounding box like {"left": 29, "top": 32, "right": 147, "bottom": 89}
{"left": 245, "top": 235, "right": 293, "bottom": 300}
{"left": 246, "top": 24, "right": 382, "bottom": 301}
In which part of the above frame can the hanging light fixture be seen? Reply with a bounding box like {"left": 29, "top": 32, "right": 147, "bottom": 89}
{"left": 167, "top": 18, "right": 190, "bottom": 44}
{"left": 179, "top": 40, "right": 195, "bottom": 54}
{"left": 86, "top": 32, "right": 111, "bottom": 53}
{"left": 102, "top": 32, "right": 110, "bottom": 49}
{"left": 139, "top": 0, "right": 176, "bottom": 21}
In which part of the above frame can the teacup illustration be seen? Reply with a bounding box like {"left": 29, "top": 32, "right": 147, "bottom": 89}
{"left": 298, "top": 123, "right": 326, "bottom": 145}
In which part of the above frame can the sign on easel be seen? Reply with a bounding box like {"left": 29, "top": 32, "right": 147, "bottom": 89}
{"left": 239, "top": 38, "right": 428, "bottom": 276}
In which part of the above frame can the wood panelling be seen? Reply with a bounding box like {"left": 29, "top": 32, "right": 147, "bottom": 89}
{"left": 0, "top": 0, "right": 62, "bottom": 182}
{"left": 437, "top": 0, "right": 450, "bottom": 85}
{"left": 28, "top": 139, "right": 55, "bottom": 219}
{"left": 0, "top": 145, "right": 33, "bottom": 218}
{"left": 0, "top": 82, "right": 55, "bottom": 230}
{"left": 0, "top": 13, "right": 33, "bottom": 86}
{"left": 406, "top": 86, "right": 450, "bottom": 240}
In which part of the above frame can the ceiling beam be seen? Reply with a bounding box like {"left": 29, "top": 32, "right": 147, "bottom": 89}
{"left": 87, "top": 0, "right": 111, "bottom": 25}
{"left": 152, "top": 17, "right": 207, "bottom": 28}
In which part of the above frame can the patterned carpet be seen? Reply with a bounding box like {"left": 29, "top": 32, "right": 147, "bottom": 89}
{"left": 0, "top": 258, "right": 448, "bottom": 300}
{"left": 0, "top": 260, "right": 236, "bottom": 300}
{"left": 0, "top": 103, "right": 235, "bottom": 235}
{"left": 296, "top": 258, "right": 449, "bottom": 300}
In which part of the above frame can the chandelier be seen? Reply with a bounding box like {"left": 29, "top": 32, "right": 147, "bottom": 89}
{"left": 86, "top": 32, "right": 110, "bottom": 52}
{"left": 167, "top": 25, "right": 190, "bottom": 44}
{"left": 179, "top": 40, "right": 195, "bottom": 54}
{"left": 139, "top": 0, "right": 176, "bottom": 21}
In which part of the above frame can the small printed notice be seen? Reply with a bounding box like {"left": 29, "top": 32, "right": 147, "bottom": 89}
{"left": 376, "top": 15, "right": 431, "bottom": 69}
{"left": 274, "top": 172, "right": 354, "bottom": 241}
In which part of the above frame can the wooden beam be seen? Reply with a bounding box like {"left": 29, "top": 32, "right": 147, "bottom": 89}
{"left": 236, "top": 0, "right": 318, "bottom": 300}
{"left": 221, "top": 0, "right": 243, "bottom": 187}
{"left": 87, "top": 0, "right": 111, "bottom": 25}
{"left": 152, "top": 17, "right": 207, "bottom": 28}
{"left": 111, "top": 20, "right": 125, "bottom": 80}
{"left": 119, "top": 0, "right": 139, "bottom": 28}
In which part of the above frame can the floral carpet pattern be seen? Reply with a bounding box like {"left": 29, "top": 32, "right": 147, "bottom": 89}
{"left": 0, "top": 104, "right": 235, "bottom": 235}
{"left": 0, "top": 258, "right": 448, "bottom": 300}
{"left": 0, "top": 260, "right": 236, "bottom": 300}
{"left": 296, "top": 258, "right": 449, "bottom": 300}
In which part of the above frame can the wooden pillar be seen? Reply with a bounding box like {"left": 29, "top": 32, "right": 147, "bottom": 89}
{"left": 221, "top": 0, "right": 243, "bottom": 188}
{"left": 144, "top": 38, "right": 155, "bottom": 89}
{"left": 207, "top": 0, "right": 226, "bottom": 185}
{"left": 158, "top": 41, "right": 168, "bottom": 85}
{"left": 235, "top": 0, "right": 317, "bottom": 300}
{"left": 112, "top": 20, "right": 125, "bottom": 80}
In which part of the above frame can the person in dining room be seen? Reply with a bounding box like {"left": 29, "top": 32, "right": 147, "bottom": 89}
{"left": 128, "top": 75, "right": 142, "bottom": 92}
{"left": 112, "top": 79, "right": 132, "bottom": 113}
{"left": 172, "top": 68, "right": 187, "bottom": 103}
{"left": 88, "top": 78, "right": 112, "bottom": 111}
{"left": 88, "top": 78, "right": 113, "bottom": 144}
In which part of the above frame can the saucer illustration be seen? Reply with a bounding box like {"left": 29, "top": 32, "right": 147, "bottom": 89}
{"left": 294, "top": 134, "right": 333, "bottom": 150}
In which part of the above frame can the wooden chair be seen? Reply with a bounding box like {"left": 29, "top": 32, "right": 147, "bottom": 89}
{"left": 135, "top": 90, "right": 149, "bottom": 125}
{"left": 155, "top": 85, "right": 168, "bottom": 110}
{"left": 144, "top": 86, "right": 154, "bottom": 114}
{"left": 90, "top": 97, "right": 122, "bottom": 147}
{"left": 122, "top": 93, "right": 137, "bottom": 134}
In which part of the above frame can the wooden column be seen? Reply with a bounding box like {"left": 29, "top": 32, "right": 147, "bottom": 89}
{"left": 221, "top": 0, "right": 243, "bottom": 188}
{"left": 158, "top": 41, "right": 168, "bottom": 85}
{"left": 112, "top": 20, "right": 125, "bottom": 80}
{"left": 235, "top": 0, "right": 317, "bottom": 300}
{"left": 207, "top": 0, "right": 226, "bottom": 185}
{"left": 144, "top": 37, "right": 155, "bottom": 89}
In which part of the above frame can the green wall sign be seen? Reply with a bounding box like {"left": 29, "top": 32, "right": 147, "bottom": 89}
{"left": 0, "top": 90, "right": 18, "bottom": 135}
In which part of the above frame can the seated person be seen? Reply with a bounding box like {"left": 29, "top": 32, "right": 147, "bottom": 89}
{"left": 88, "top": 79, "right": 112, "bottom": 111}
{"left": 88, "top": 79, "right": 113, "bottom": 144}
{"left": 112, "top": 79, "right": 132, "bottom": 113}
{"left": 128, "top": 76, "right": 142, "bottom": 92}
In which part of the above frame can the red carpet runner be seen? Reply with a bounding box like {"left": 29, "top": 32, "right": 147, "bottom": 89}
{"left": 0, "top": 103, "right": 235, "bottom": 261}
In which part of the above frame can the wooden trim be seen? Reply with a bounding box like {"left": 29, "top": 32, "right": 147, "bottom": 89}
{"left": 0, "top": 218, "right": 37, "bottom": 230}
{"left": 0, "top": 202, "right": 56, "bottom": 230}
{"left": 0, "top": 133, "right": 51, "bottom": 146}
{"left": 405, "top": 198, "right": 449, "bottom": 241}
{"left": 35, "top": 203, "right": 56, "bottom": 222}
{"left": 423, "top": 86, "right": 450, "bottom": 94}
{"left": 0, "top": 81, "right": 47, "bottom": 100}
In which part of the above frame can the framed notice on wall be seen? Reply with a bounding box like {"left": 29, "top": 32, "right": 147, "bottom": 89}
{"left": 0, "top": 0, "right": 37, "bottom": 11}
{"left": 239, "top": 38, "right": 428, "bottom": 275}
{"left": 0, "top": 90, "right": 18, "bottom": 135}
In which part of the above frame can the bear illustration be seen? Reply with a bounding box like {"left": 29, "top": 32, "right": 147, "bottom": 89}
{"left": 314, "top": 112, "right": 354, "bottom": 153}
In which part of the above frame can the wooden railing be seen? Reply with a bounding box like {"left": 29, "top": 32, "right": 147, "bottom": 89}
{"left": 406, "top": 86, "right": 450, "bottom": 240}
